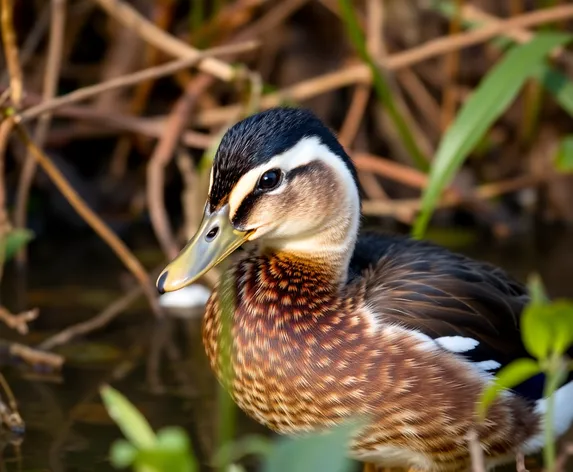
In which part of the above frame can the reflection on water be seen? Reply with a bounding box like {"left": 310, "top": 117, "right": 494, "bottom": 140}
{"left": 1, "top": 227, "right": 573, "bottom": 471}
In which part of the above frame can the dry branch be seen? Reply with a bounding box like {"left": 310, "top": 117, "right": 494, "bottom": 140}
{"left": 0, "top": 307, "right": 39, "bottom": 335}
{"left": 9, "top": 342, "right": 64, "bottom": 369}
{"left": 194, "top": 3, "right": 573, "bottom": 127}
{"left": 15, "top": 0, "right": 67, "bottom": 265}
{"left": 9, "top": 122, "right": 163, "bottom": 318}
{"left": 20, "top": 41, "right": 258, "bottom": 121}
{"left": 147, "top": 74, "right": 214, "bottom": 259}
{"left": 93, "top": 0, "right": 243, "bottom": 81}
{"left": 39, "top": 285, "right": 143, "bottom": 351}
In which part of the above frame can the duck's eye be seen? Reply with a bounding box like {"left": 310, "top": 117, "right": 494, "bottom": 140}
{"left": 257, "top": 169, "right": 282, "bottom": 191}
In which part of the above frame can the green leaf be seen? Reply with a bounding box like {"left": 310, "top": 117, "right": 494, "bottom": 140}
{"left": 528, "top": 274, "right": 549, "bottom": 304}
{"left": 262, "top": 422, "right": 356, "bottom": 472}
{"left": 156, "top": 427, "right": 191, "bottom": 451}
{"left": 3, "top": 229, "right": 34, "bottom": 261}
{"left": 521, "top": 303, "right": 554, "bottom": 361}
{"left": 478, "top": 358, "right": 541, "bottom": 419}
{"left": 544, "top": 300, "right": 573, "bottom": 356}
{"left": 412, "top": 32, "right": 573, "bottom": 239}
{"left": 555, "top": 135, "right": 573, "bottom": 173}
{"left": 110, "top": 439, "right": 137, "bottom": 468}
{"left": 534, "top": 65, "right": 573, "bottom": 119}
{"left": 100, "top": 385, "right": 156, "bottom": 449}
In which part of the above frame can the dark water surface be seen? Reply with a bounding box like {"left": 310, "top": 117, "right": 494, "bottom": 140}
{"left": 1, "top": 227, "right": 573, "bottom": 472}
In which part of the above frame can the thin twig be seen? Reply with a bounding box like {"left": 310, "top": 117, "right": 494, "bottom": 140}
{"left": 147, "top": 73, "right": 214, "bottom": 259}
{"left": 0, "top": 372, "right": 24, "bottom": 432}
{"left": 20, "top": 41, "right": 258, "bottom": 121}
{"left": 38, "top": 285, "right": 143, "bottom": 351}
{"left": 467, "top": 429, "right": 487, "bottom": 472}
{"left": 339, "top": 84, "right": 370, "bottom": 148}
{"left": 0, "top": 0, "right": 23, "bottom": 105}
{"left": 0, "top": 307, "right": 39, "bottom": 335}
{"left": 8, "top": 342, "right": 64, "bottom": 369}
{"left": 93, "top": 0, "right": 241, "bottom": 81}
{"left": 0, "top": 0, "right": 22, "bottom": 284}
{"left": 15, "top": 0, "right": 67, "bottom": 266}
{"left": 194, "top": 3, "right": 573, "bottom": 127}
{"left": 9, "top": 121, "right": 163, "bottom": 318}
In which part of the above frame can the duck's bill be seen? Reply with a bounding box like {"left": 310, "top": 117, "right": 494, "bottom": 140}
{"left": 156, "top": 205, "right": 251, "bottom": 293}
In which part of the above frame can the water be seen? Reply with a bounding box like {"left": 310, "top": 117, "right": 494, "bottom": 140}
{"left": 1, "top": 227, "right": 573, "bottom": 471}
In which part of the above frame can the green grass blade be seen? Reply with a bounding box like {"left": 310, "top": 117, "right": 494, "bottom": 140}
{"left": 100, "top": 385, "right": 156, "bottom": 449}
{"left": 412, "top": 32, "right": 572, "bottom": 239}
{"left": 434, "top": 1, "right": 573, "bottom": 118}
{"left": 338, "top": 0, "right": 429, "bottom": 171}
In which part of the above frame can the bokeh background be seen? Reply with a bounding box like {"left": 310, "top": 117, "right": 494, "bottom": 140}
{"left": 1, "top": 0, "right": 573, "bottom": 470}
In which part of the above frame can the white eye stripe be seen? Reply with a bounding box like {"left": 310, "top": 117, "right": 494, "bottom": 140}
{"left": 227, "top": 136, "right": 358, "bottom": 221}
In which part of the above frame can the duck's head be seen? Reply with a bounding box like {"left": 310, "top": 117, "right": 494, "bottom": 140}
{"left": 157, "top": 107, "right": 361, "bottom": 293}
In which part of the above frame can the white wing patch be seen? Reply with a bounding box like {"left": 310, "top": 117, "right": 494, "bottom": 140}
{"left": 434, "top": 335, "right": 479, "bottom": 353}
{"left": 474, "top": 360, "right": 501, "bottom": 372}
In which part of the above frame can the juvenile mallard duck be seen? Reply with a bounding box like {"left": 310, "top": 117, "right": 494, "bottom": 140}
{"left": 157, "top": 107, "right": 573, "bottom": 472}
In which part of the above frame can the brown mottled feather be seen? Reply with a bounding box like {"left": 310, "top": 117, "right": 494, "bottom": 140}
{"left": 202, "top": 239, "right": 541, "bottom": 472}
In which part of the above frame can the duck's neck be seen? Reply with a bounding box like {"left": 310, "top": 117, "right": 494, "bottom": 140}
{"left": 257, "top": 206, "right": 359, "bottom": 287}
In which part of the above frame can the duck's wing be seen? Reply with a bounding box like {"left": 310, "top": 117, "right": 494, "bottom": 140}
{"left": 349, "top": 232, "right": 552, "bottom": 400}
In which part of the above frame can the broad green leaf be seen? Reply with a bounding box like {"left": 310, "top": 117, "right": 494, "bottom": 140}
{"left": 434, "top": 1, "right": 573, "bottom": 121}
{"left": 156, "top": 427, "right": 191, "bottom": 452}
{"left": 412, "top": 32, "right": 573, "bottom": 239}
{"left": 136, "top": 447, "right": 195, "bottom": 472}
{"left": 478, "top": 359, "right": 541, "bottom": 418}
{"left": 534, "top": 65, "right": 573, "bottom": 119}
{"left": 262, "top": 422, "right": 356, "bottom": 472}
{"left": 110, "top": 439, "right": 137, "bottom": 468}
{"left": 3, "top": 229, "right": 34, "bottom": 261}
{"left": 555, "top": 135, "right": 573, "bottom": 173}
{"left": 521, "top": 303, "right": 553, "bottom": 361}
{"left": 544, "top": 300, "right": 573, "bottom": 356}
{"left": 100, "top": 385, "right": 156, "bottom": 449}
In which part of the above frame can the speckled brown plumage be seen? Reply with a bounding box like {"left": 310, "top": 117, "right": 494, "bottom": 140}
{"left": 157, "top": 108, "right": 568, "bottom": 472}
{"left": 202, "top": 248, "right": 540, "bottom": 472}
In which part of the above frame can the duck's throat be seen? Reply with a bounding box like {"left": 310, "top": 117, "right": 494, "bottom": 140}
{"left": 258, "top": 212, "right": 359, "bottom": 286}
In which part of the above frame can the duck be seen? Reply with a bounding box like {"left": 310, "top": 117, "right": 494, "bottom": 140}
{"left": 156, "top": 107, "right": 573, "bottom": 472}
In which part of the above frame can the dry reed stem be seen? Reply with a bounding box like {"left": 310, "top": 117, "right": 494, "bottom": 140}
{"left": 195, "top": 3, "right": 573, "bottom": 127}
{"left": 339, "top": 84, "right": 371, "bottom": 148}
{"left": 1, "top": 0, "right": 23, "bottom": 106}
{"left": 109, "top": 0, "right": 176, "bottom": 179}
{"left": 467, "top": 429, "right": 487, "bottom": 472}
{"left": 93, "top": 0, "right": 240, "bottom": 81}
{"left": 9, "top": 342, "right": 64, "bottom": 369}
{"left": 0, "top": 307, "right": 39, "bottom": 335}
{"left": 147, "top": 73, "right": 214, "bottom": 259}
{"left": 11, "top": 122, "right": 163, "bottom": 318}
{"left": 0, "top": 0, "right": 21, "bottom": 283}
{"left": 352, "top": 152, "right": 429, "bottom": 190}
{"left": 15, "top": 0, "right": 67, "bottom": 266}
{"left": 0, "top": 372, "right": 23, "bottom": 432}
{"left": 28, "top": 102, "right": 213, "bottom": 149}
{"left": 20, "top": 41, "right": 258, "bottom": 122}
{"left": 39, "top": 285, "right": 143, "bottom": 351}
{"left": 361, "top": 172, "right": 551, "bottom": 217}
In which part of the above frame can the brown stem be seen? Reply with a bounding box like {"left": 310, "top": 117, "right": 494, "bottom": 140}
{"left": 15, "top": 0, "right": 67, "bottom": 267}
{"left": 147, "top": 73, "right": 214, "bottom": 259}
{"left": 11, "top": 122, "right": 163, "bottom": 318}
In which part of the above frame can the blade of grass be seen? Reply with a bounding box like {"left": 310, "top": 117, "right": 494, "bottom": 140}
{"left": 434, "top": 1, "right": 573, "bottom": 120}
{"left": 338, "top": 0, "right": 429, "bottom": 172}
{"left": 412, "top": 32, "right": 572, "bottom": 239}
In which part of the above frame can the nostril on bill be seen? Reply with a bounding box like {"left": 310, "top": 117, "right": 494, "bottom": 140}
{"left": 157, "top": 271, "right": 168, "bottom": 294}
{"left": 205, "top": 226, "right": 219, "bottom": 242}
